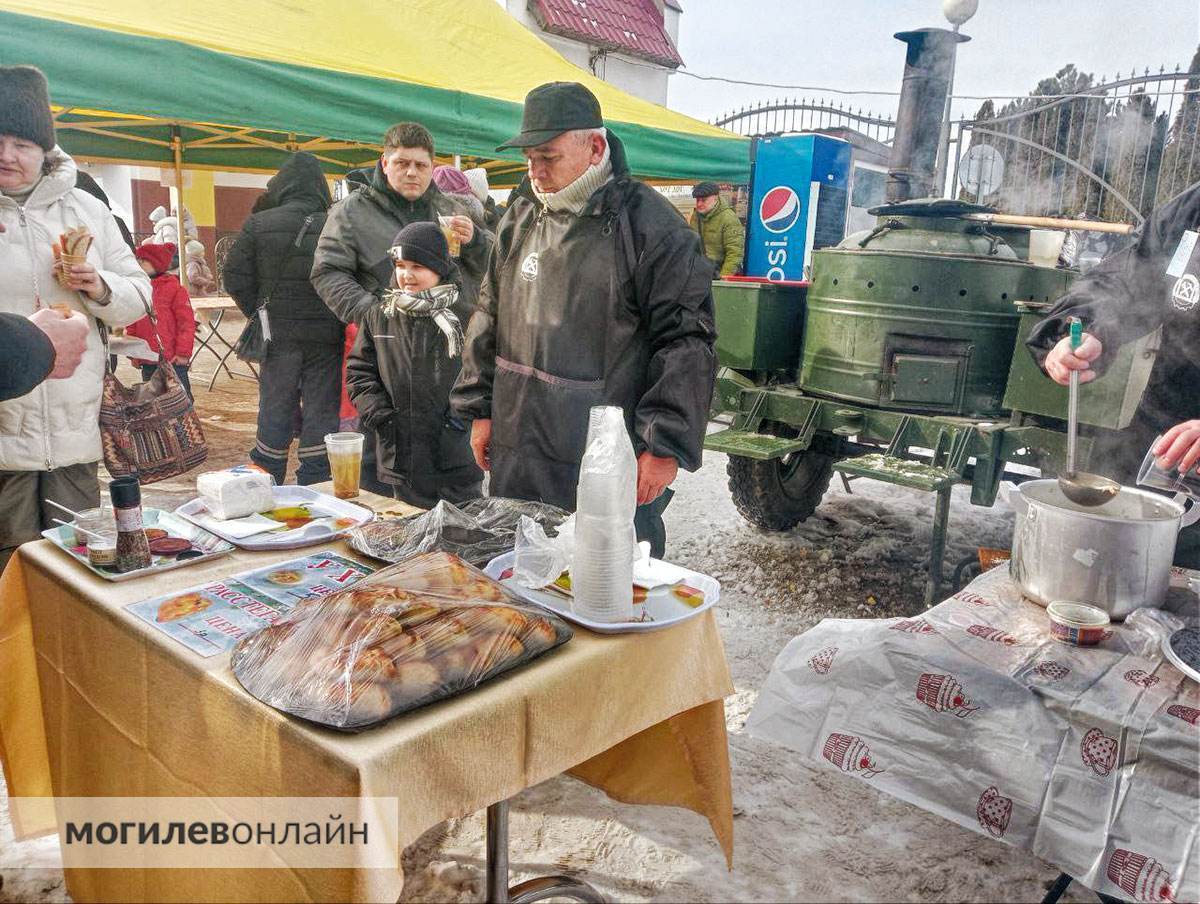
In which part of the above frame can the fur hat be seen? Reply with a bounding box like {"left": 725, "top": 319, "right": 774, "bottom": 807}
{"left": 185, "top": 239, "right": 206, "bottom": 258}
{"left": 389, "top": 221, "right": 450, "bottom": 280}
{"left": 0, "top": 66, "right": 56, "bottom": 151}
{"left": 463, "top": 167, "right": 490, "bottom": 204}
{"left": 135, "top": 242, "right": 176, "bottom": 275}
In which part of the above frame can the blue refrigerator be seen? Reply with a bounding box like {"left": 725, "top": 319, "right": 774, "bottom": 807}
{"left": 744, "top": 134, "right": 852, "bottom": 282}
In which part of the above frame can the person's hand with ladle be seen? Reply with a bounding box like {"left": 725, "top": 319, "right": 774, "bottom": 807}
{"left": 1154, "top": 421, "right": 1200, "bottom": 475}
{"left": 1044, "top": 331, "right": 1103, "bottom": 385}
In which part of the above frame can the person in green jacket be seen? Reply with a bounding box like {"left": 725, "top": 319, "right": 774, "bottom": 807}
{"left": 690, "top": 181, "right": 744, "bottom": 277}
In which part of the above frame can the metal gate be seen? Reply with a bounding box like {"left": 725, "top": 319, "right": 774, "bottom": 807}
{"left": 948, "top": 67, "right": 1200, "bottom": 225}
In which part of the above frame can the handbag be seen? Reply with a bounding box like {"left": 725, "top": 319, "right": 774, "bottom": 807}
{"left": 233, "top": 214, "right": 315, "bottom": 363}
{"left": 98, "top": 290, "right": 208, "bottom": 484}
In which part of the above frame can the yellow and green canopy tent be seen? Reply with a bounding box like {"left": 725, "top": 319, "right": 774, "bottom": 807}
{"left": 0, "top": 0, "right": 749, "bottom": 185}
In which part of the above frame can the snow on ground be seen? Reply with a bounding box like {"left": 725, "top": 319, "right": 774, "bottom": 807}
{"left": 1, "top": 424, "right": 1092, "bottom": 903}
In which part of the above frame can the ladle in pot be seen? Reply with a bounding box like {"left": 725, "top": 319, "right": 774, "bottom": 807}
{"left": 1058, "top": 317, "right": 1121, "bottom": 507}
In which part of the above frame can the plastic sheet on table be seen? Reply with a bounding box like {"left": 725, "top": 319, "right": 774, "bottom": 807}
{"left": 231, "top": 551, "right": 572, "bottom": 730}
{"left": 348, "top": 498, "right": 569, "bottom": 567}
{"left": 746, "top": 564, "right": 1200, "bottom": 903}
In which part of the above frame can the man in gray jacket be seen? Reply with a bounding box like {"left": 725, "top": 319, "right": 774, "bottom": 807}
{"left": 312, "top": 123, "right": 492, "bottom": 323}
{"left": 311, "top": 122, "right": 493, "bottom": 492}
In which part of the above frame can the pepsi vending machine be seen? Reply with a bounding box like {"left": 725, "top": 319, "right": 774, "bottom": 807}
{"left": 744, "top": 134, "right": 852, "bottom": 282}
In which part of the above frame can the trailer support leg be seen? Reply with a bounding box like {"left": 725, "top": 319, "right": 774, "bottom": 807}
{"left": 925, "top": 487, "right": 952, "bottom": 606}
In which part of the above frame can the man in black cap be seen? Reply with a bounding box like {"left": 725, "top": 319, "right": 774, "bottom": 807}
{"left": 690, "top": 182, "right": 744, "bottom": 278}
{"left": 450, "top": 81, "right": 718, "bottom": 557}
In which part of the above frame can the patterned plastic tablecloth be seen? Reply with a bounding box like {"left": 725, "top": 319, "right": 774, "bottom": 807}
{"left": 747, "top": 566, "right": 1200, "bottom": 903}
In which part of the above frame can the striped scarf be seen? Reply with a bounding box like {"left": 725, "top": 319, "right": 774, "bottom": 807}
{"left": 380, "top": 283, "right": 463, "bottom": 357}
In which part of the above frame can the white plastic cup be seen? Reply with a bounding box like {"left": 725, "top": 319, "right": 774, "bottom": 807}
{"left": 324, "top": 432, "right": 365, "bottom": 499}
{"left": 1029, "top": 229, "right": 1066, "bottom": 268}
{"left": 1137, "top": 436, "right": 1200, "bottom": 499}
{"left": 437, "top": 215, "right": 462, "bottom": 257}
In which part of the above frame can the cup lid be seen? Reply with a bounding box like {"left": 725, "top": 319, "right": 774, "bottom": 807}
{"left": 1047, "top": 601, "right": 1110, "bottom": 627}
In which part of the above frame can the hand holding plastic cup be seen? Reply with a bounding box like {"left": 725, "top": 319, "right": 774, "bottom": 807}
{"left": 324, "top": 432, "right": 364, "bottom": 499}
{"left": 1138, "top": 435, "right": 1200, "bottom": 500}
{"left": 437, "top": 215, "right": 462, "bottom": 257}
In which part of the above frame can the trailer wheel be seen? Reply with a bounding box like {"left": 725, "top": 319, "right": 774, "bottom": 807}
{"left": 726, "top": 424, "right": 837, "bottom": 531}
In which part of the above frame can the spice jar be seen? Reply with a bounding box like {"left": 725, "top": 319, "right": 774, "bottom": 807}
{"left": 110, "top": 476, "right": 151, "bottom": 572}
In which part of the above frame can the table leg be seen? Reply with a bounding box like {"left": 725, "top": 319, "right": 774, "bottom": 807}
{"left": 1041, "top": 872, "right": 1130, "bottom": 904}
{"left": 485, "top": 800, "right": 605, "bottom": 904}
{"left": 1042, "top": 873, "right": 1074, "bottom": 904}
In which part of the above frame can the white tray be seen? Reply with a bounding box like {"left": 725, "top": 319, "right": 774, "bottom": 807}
{"left": 174, "top": 485, "right": 375, "bottom": 550}
{"left": 485, "top": 551, "right": 719, "bottom": 634}
{"left": 41, "top": 508, "right": 233, "bottom": 582}
{"left": 1164, "top": 628, "right": 1200, "bottom": 683}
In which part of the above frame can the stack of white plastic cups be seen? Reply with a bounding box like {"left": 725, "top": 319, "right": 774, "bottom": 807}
{"left": 572, "top": 406, "right": 637, "bottom": 623}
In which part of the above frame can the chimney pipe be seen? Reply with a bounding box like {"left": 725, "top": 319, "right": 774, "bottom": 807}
{"left": 886, "top": 27, "right": 969, "bottom": 203}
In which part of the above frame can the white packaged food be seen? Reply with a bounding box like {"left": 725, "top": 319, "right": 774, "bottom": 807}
{"left": 196, "top": 467, "right": 275, "bottom": 520}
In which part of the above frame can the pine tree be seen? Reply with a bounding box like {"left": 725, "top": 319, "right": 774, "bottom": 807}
{"left": 1157, "top": 46, "right": 1200, "bottom": 203}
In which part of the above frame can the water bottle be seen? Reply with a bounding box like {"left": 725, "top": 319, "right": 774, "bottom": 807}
{"left": 572, "top": 406, "right": 637, "bottom": 623}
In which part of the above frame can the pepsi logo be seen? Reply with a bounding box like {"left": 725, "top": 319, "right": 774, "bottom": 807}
{"left": 759, "top": 186, "right": 801, "bottom": 234}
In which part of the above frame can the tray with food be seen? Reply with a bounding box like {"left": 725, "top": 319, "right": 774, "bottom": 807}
{"left": 348, "top": 497, "right": 569, "bottom": 567}
{"left": 230, "top": 551, "right": 573, "bottom": 730}
{"left": 175, "top": 479, "right": 375, "bottom": 550}
{"left": 484, "top": 552, "right": 719, "bottom": 634}
{"left": 41, "top": 509, "right": 233, "bottom": 582}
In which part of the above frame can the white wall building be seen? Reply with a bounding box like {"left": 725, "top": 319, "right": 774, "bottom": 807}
{"left": 495, "top": 0, "right": 682, "bottom": 106}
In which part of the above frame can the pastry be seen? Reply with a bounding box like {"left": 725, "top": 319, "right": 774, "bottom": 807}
{"left": 522, "top": 618, "right": 558, "bottom": 650}
{"left": 468, "top": 605, "right": 529, "bottom": 634}
{"left": 391, "top": 660, "right": 442, "bottom": 703}
{"left": 230, "top": 550, "right": 572, "bottom": 730}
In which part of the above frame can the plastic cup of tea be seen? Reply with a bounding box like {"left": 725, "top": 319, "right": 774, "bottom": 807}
{"left": 1137, "top": 436, "right": 1200, "bottom": 499}
{"left": 325, "top": 432, "right": 364, "bottom": 499}
{"left": 437, "top": 215, "right": 462, "bottom": 258}
{"left": 72, "top": 506, "right": 112, "bottom": 547}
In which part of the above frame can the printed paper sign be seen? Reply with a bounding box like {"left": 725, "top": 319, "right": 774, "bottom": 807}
{"left": 126, "top": 550, "right": 374, "bottom": 657}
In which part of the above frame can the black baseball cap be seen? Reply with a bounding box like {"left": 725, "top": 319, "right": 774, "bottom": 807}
{"left": 692, "top": 182, "right": 720, "bottom": 199}
{"left": 497, "top": 82, "right": 604, "bottom": 151}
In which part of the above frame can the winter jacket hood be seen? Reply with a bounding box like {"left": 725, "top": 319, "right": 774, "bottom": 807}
{"left": 0, "top": 146, "right": 150, "bottom": 471}
{"left": 255, "top": 152, "right": 331, "bottom": 214}
{"left": 222, "top": 154, "right": 343, "bottom": 345}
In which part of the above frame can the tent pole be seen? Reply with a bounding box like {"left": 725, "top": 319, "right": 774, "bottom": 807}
{"left": 172, "top": 131, "right": 190, "bottom": 293}
{"left": 454, "top": 154, "right": 461, "bottom": 169}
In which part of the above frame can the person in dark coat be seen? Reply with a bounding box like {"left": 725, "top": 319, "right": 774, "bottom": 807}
{"left": 345, "top": 222, "right": 481, "bottom": 507}
{"left": 224, "top": 152, "right": 344, "bottom": 485}
{"left": 1026, "top": 181, "right": 1200, "bottom": 566}
{"left": 450, "top": 82, "right": 718, "bottom": 557}
{"left": 312, "top": 122, "right": 493, "bottom": 495}
{"left": 0, "top": 308, "right": 89, "bottom": 401}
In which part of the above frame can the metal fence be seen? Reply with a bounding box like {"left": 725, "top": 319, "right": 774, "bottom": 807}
{"left": 712, "top": 65, "right": 1200, "bottom": 228}
{"left": 948, "top": 67, "right": 1200, "bottom": 225}
{"left": 712, "top": 99, "right": 896, "bottom": 144}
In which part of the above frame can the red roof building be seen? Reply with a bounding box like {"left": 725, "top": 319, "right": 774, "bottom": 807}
{"left": 529, "top": 0, "right": 683, "bottom": 68}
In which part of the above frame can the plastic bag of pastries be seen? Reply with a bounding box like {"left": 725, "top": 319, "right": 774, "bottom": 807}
{"left": 231, "top": 551, "right": 572, "bottom": 730}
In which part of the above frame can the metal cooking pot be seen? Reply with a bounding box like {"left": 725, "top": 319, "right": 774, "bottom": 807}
{"left": 1010, "top": 479, "right": 1200, "bottom": 619}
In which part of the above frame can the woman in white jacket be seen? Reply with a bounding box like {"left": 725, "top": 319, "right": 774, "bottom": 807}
{"left": 0, "top": 65, "right": 150, "bottom": 570}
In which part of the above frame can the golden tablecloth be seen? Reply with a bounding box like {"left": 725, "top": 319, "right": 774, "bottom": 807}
{"left": 0, "top": 498, "right": 734, "bottom": 903}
